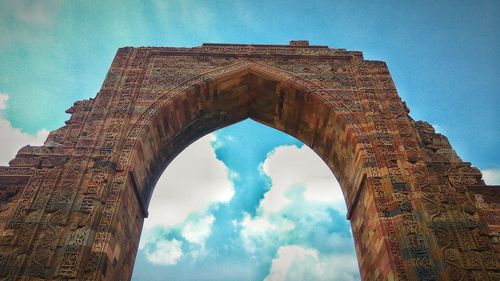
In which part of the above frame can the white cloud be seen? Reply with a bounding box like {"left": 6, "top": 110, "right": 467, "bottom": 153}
{"left": 482, "top": 168, "right": 500, "bottom": 185}
{"left": 240, "top": 193, "right": 356, "bottom": 258}
{"left": 239, "top": 144, "right": 357, "bottom": 277}
{"left": 0, "top": 93, "right": 49, "bottom": 166}
{"left": 241, "top": 212, "right": 284, "bottom": 234}
{"left": 181, "top": 214, "right": 215, "bottom": 246}
{"left": 265, "top": 245, "right": 359, "bottom": 281}
{"left": 144, "top": 239, "right": 183, "bottom": 266}
{"left": 140, "top": 213, "right": 215, "bottom": 265}
{"left": 261, "top": 145, "right": 346, "bottom": 215}
{"left": 144, "top": 133, "right": 235, "bottom": 228}
{"left": 0, "top": 93, "right": 8, "bottom": 110}
{"left": 240, "top": 212, "right": 294, "bottom": 254}
{"left": 137, "top": 133, "right": 237, "bottom": 266}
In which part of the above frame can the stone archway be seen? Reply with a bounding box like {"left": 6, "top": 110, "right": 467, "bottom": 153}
{"left": 0, "top": 41, "right": 498, "bottom": 281}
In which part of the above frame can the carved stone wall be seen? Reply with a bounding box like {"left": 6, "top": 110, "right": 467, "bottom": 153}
{"left": 0, "top": 41, "right": 498, "bottom": 280}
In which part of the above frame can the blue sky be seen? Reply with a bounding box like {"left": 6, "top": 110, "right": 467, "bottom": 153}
{"left": 134, "top": 121, "right": 358, "bottom": 280}
{"left": 0, "top": 1, "right": 499, "bottom": 280}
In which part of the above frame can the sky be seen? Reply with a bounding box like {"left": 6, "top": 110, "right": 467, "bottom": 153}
{"left": 0, "top": 0, "right": 499, "bottom": 280}
{"left": 133, "top": 121, "right": 358, "bottom": 280}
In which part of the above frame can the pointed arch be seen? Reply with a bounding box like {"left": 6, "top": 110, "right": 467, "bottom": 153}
{"left": 118, "top": 60, "right": 374, "bottom": 222}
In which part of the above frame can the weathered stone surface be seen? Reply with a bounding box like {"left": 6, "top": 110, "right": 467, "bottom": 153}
{"left": 0, "top": 41, "right": 498, "bottom": 280}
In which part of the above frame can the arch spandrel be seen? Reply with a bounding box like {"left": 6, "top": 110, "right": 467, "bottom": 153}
{"left": 0, "top": 43, "right": 498, "bottom": 281}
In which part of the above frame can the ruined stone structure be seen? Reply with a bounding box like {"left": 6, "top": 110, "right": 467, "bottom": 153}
{"left": 0, "top": 41, "right": 498, "bottom": 280}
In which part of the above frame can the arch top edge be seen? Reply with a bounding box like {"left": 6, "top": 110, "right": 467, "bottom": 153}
{"left": 131, "top": 44, "right": 362, "bottom": 60}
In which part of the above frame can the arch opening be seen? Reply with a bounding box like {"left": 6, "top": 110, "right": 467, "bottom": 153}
{"left": 121, "top": 67, "right": 373, "bottom": 280}
{"left": 131, "top": 119, "right": 360, "bottom": 281}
